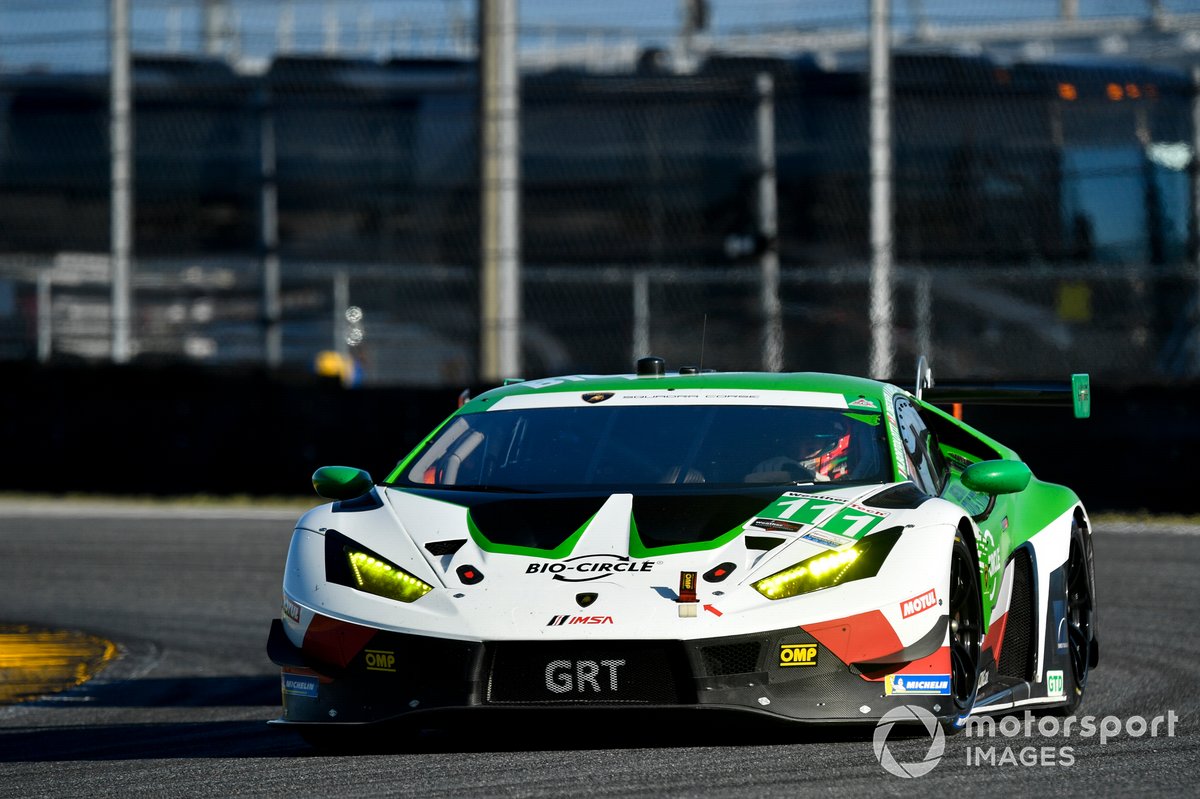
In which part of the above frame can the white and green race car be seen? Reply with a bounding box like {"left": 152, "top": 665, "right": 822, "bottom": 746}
{"left": 267, "top": 357, "right": 1097, "bottom": 744}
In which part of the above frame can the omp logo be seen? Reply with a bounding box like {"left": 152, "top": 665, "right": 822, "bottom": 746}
{"left": 546, "top": 615, "right": 614, "bottom": 626}
{"left": 900, "top": 588, "right": 938, "bottom": 618}
{"left": 779, "top": 643, "right": 818, "bottom": 667}
{"left": 873, "top": 705, "right": 946, "bottom": 778}
{"left": 526, "top": 553, "right": 656, "bottom": 582}
{"left": 1047, "top": 670, "right": 1065, "bottom": 697}
{"left": 364, "top": 649, "right": 396, "bottom": 672}
{"left": 545, "top": 659, "right": 625, "bottom": 693}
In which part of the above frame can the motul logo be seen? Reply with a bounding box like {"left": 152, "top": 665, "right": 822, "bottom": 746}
{"left": 900, "top": 588, "right": 938, "bottom": 618}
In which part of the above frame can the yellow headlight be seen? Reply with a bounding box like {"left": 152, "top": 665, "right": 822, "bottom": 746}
{"left": 752, "top": 527, "right": 901, "bottom": 600}
{"left": 345, "top": 549, "right": 433, "bottom": 603}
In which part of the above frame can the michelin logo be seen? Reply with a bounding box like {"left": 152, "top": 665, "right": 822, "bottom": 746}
{"left": 282, "top": 673, "right": 319, "bottom": 698}
{"left": 885, "top": 674, "right": 952, "bottom": 696}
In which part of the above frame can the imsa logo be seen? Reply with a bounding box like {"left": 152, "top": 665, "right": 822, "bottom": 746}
{"left": 547, "top": 615, "right": 614, "bottom": 626}
{"left": 779, "top": 643, "right": 818, "bottom": 667}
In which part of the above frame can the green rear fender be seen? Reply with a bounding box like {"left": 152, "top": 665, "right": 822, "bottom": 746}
{"left": 1005, "top": 479, "right": 1081, "bottom": 548}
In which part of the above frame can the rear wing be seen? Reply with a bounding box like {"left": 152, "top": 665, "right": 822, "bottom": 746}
{"left": 911, "top": 358, "right": 1091, "bottom": 419}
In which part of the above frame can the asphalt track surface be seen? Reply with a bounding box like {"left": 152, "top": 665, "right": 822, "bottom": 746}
{"left": 0, "top": 503, "right": 1196, "bottom": 798}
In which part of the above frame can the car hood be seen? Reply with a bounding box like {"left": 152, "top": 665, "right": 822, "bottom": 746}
{"left": 287, "top": 481, "right": 948, "bottom": 642}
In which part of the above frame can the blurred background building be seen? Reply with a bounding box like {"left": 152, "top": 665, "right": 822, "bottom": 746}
{"left": 0, "top": 1, "right": 1198, "bottom": 385}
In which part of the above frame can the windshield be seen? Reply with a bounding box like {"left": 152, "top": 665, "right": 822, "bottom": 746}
{"left": 395, "top": 404, "right": 890, "bottom": 491}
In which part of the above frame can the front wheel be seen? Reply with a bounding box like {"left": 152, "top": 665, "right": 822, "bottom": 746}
{"left": 946, "top": 532, "right": 983, "bottom": 727}
{"left": 1054, "top": 520, "right": 1095, "bottom": 715}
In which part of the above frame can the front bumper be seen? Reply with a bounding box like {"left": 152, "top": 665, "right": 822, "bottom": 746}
{"left": 267, "top": 615, "right": 954, "bottom": 728}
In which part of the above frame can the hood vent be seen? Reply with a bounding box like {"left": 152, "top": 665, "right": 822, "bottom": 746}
{"left": 632, "top": 493, "right": 779, "bottom": 550}
{"left": 425, "top": 539, "right": 467, "bottom": 556}
{"left": 862, "top": 482, "right": 930, "bottom": 509}
{"left": 745, "top": 535, "right": 785, "bottom": 551}
{"left": 469, "top": 496, "right": 608, "bottom": 550}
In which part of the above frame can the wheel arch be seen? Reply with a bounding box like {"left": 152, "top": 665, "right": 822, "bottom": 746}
{"left": 955, "top": 515, "right": 986, "bottom": 632}
{"left": 1071, "top": 504, "right": 1100, "bottom": 668}
{"left": 956, "top": 516, "right": 979, "bottom": 571}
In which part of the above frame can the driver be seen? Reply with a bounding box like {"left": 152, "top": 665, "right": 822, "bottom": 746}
{"left": 752, "top": 425, "right": 852, "bottom": 483}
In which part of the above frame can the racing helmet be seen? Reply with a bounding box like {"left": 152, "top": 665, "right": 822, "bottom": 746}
{"left": 796, "top": 418, "right": 852, "bottom": 480}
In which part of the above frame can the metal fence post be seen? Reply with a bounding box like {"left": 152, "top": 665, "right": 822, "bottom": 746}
{"left": 334, "top": 269, "right": 349, "bottom": 361}
{"left": 109, "top": 0, "right": 133, "bottom": 363}
{"left": 632, "top": 270, "right": 650, "bottom": 361}
{"left": 479, "top": 0, "right": 522, "bottom": 381}
{"left": 868, "top": 0, "right": 894, "bottom": 379}
{"left": 37, "top": 270, "right": 51, "bottom": 363}
{"left": 1192, "top": 65, "right": 1200, "bottom": 374}
{"left": 260, "top": 87, "right": 281, "bottom": 369}
{"left": 915, "top": 269, "right": 932, "bottom": 362}
{"left": 756, "top": 72, "right": 783, "bottom": 372}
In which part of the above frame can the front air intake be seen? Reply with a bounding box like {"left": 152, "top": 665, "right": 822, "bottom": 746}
{"left": 700, "top": 642, "right": 762, "bottom": 676}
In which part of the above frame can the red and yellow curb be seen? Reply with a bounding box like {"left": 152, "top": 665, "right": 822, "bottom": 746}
{"left": 0, "top": 625, "right": 118, "bottom": 704}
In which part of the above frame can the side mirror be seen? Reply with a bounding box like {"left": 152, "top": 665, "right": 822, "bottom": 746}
{"left": 961, "top": 459, "right": 1031, "bottom": 496}
{"left": 312, "top": 465, "right": 374, "bottom": 500}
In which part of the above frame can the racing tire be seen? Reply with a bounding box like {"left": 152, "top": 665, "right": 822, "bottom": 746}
{"left": 1052, "top": 520, "right": 1095, "bottom": 715}
{"left": 944, "top": 532, "right": 982, "bottom": 731}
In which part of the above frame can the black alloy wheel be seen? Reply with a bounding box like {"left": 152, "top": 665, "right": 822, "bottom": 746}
{"left": 1061, "top": 521, "right": 1094, "bottom": 711}
{"left": 948, "top": 533, "right": 982, "bottom": 712}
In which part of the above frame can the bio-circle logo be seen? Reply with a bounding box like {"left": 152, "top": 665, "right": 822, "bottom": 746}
{"left": 873, "top": 705, "right": 946, "bottom": 778}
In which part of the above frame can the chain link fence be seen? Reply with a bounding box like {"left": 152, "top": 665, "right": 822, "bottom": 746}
{"left": 0, "top": 2, "right": 1198, "bottom": 385}
{"left": 2, "top": 254, "right": 1196, "bottom": 384}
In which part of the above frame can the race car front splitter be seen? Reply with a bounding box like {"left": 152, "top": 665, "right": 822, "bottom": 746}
{"left": 267, "top": 613, "right": 956, "bottom": 727}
